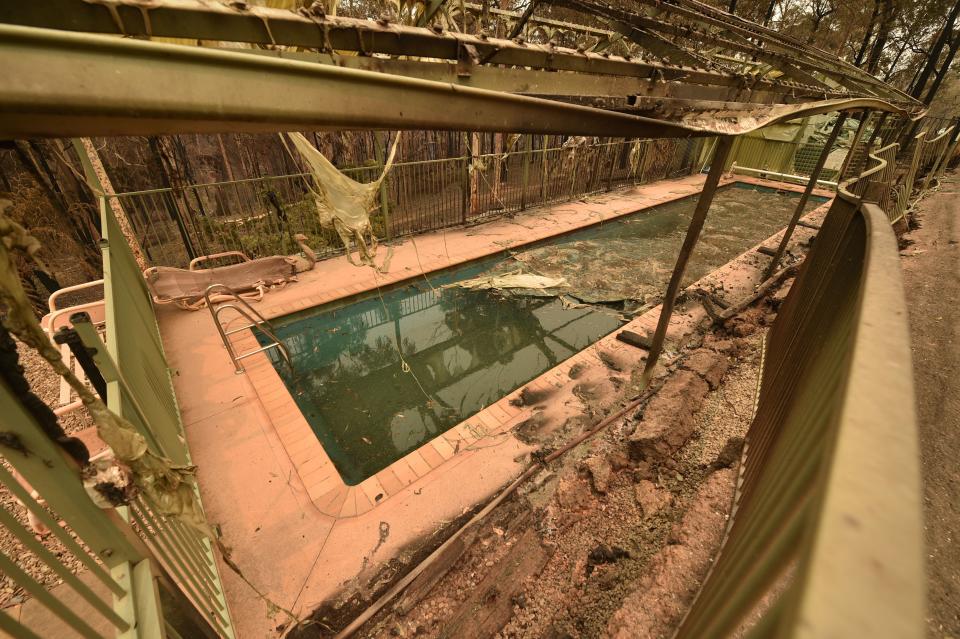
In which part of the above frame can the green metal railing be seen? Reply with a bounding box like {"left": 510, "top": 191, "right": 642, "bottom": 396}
{"left": 90, "top": 193, "right": 234, "bottom": 636}
{"left": 731, "top": 115, "right": 957, "bottom": 221}
{"left": 672, "top": 116, "right": 960, "bottom": 637}
{"left": 727, "top": 136, "right": 836, "bottom": 183}
{"left": 674, "top": 152, "right": 924, "bottom": 639}
{"left": 724, "top": 113, "right": 898, "bottom": 186}
{"left": 842, "top": 142, "right": 898, "bottom": 199}
{"left": 0, "top": 158, "right": 235, "bottom": 636}
{"left": 918, "top": 125, "right": 957, "bottom": 191}
{"left": 108, "top": 135, "right": 707, "bottom": 268}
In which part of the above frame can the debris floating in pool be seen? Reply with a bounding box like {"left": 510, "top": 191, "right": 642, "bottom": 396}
{"left": 258, "top": 184, "right": 825, "bottom": 484}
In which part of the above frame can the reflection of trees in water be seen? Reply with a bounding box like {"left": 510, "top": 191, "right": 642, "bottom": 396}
{"left": 441, "top": 292, "right": 560, "bottom": 368}
{"left": 339, "top": 311, "right": 375, "bottom": 354}
{"left": 293, "top": 288, "right": 567, "bottom": 419}
{"left": 277, "top": 281, "right": 620, "bottom": 481}
{"left": 389, "top": 403, "right": 443, "bottom": 453}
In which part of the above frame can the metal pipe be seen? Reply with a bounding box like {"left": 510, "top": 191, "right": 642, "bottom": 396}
{"left": 864, "top": 112, "right": 890, "bottom": 151}
{"left": 640, "top": 135, "right": 734, "bottom": 383}
{"left": 55, "top": 323, "right": 107, "bottom": 401}
{"left": 728, "top": 164, "right": 838, "bottom": 188}
{"left": 763, "top": 112, "right": 848, "bottom": 279}
{"left": 839, "top": 110, "right": 872, "bottom": 180}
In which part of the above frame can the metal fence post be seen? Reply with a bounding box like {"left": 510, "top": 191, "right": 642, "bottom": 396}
{"left": 764, "top": 112, "right": 849, "bottom": 279}
{"left": 568, "top": 149, "right": 580, "bottom": 200}
{"left": 864, "top": 112, "right": 890, "bottom": 152}
{"left": 374, "top": 132, "right": 393, "bottom": 240}
{"left": 460, "top": 153, "right": 470, "bottom": 224}
{"left": 520, "top": 134, "right": 532, "bottom": 211}
{"left": 589, "top": 141, "right": 604, "bottom": 192}
{"left": 640, "top": 135, "right": 735, "bottom": 384}
{"left": 539, "top": 135, "right": 549, "bottom": 204}
{"left": 839, "top": 110, "right": 872, "bottom": 180}
{"left": 923, "top": 121, "right": 960, "bottom": 191}
{"left": 606, "top": 140, "right": 618, "bottom": 191}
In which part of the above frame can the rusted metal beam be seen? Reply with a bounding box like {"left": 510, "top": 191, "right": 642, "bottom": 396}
{"left": 418, "top": 0, "right": 450, "bottom": 26}
{"left": 0, "top": 0, "right": 815, "bottom": 101}
{"left": 0, "top": 0, "right": 922, "bottom": 118}
{"left": 634, "top": 0, "right": 904, "bottom": 98}
{"left": 505, "top": 0, "right": 540, "bottom": 41}
{"left": 640, "top": 135, "right": 735, "bottom": 383}
{"left": 461, "top": 1, "right": 620, "bottom": 42}
{"left": 609, "top": 20, "right": 713, "bottom": 68}
{"left": 0, "top": 23, "right": 703, "bottom": 139}
{"left": 762, "top": 112, "right": 849, "bottom": 279}
{"left": 0, "top": 24, "right": 914, "bottom": 140}
{"left": 301, "top": 54, "right": 783, "bottom": 103}
{"left": 478, "top": 0, "right": 540, "bottom": 63}
{"left": 522, "top": 94, "right": 908, "bottom": 133}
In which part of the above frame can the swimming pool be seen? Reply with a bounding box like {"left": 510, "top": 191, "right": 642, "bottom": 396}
{"left": 260, "top": 184, "right": 826, "bottom": 485}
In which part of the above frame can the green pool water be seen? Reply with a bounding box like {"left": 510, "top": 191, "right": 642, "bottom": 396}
{"left": 260, "top": 184, "right": 826, "bottom": 485}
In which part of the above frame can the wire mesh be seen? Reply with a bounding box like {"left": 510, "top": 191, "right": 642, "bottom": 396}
{"left": 109, "top": 135, "right": 706, "bottom": 268}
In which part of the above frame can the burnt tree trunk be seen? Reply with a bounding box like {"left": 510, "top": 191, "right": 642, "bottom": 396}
{"left": 910, "top": 0, "right": 960, "bottom": 99}
{"left": 924, "top": 31, "right": 960, "bottom": 105}
{"left": 866, "top": 0, "right": 896, "bottom": 74}
{"left": 854, "top": 0, "right": 881, "bottom": 67}
{"left": 762, "top": 0, "right": 777, "bottom": 26}
{"left": 13, "top": 141, "right": 100, "bottom": 275}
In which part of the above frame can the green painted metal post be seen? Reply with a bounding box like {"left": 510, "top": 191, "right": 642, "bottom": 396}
{"left": 0, "top": 378, "right": 147, "bottom": 568}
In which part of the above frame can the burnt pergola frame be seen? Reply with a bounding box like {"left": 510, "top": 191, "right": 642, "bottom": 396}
{"left": 0, "top": 0, "right": 925, "bottom": 381}
{"left": 0, "top": 0, "right": 923, "bottom": 138}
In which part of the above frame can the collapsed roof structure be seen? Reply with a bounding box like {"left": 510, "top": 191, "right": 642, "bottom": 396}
{"left": 0, "top": 0, "right": 924, "bottom": 139}
{"left": 0, "top": 2, "right": 938, "bottom": 638}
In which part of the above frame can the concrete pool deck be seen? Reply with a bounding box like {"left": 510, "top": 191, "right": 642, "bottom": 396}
{"left": 156, "top": 173, "right": 831, "bottom": 637}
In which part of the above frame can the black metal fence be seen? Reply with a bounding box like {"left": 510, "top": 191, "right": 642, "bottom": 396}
{"left": 108, "top": 136, "right": 708, "bottom": 268}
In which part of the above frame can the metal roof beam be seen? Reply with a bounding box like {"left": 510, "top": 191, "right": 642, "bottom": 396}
{"left": 0, "top": 24, "right": 912, "bottom": 140}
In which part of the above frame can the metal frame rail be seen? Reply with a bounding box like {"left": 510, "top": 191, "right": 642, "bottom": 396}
{"left": 0, "top": 192, "right": 236, "bottom": 639}
{"left": 0, "top": 1, "right": 946, "bottom": 636}
{"left": 0, "top": 0, "right": 925, "bottom": 141}
{"left": 672, "top": 147, "right": 924, "bottom": 639}
{"left": 204, "top": 283, "right": 292, "bottom": 375}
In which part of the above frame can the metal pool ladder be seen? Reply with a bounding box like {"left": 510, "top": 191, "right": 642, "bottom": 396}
{"left": 204, "top": 283, "right": 292, "bottom": 374}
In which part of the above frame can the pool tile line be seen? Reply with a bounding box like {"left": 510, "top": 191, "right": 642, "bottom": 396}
{"left": 190, "top": 175, "right": 830, "bottom": 520}
{"left": 251, "top": 175, "right": 733, "bottom": 323}
{"left": 160, "top": 177, "right": 831, "bottom": 637}
{"left": 240, "top": 342, "right": 500, "bottom": 518}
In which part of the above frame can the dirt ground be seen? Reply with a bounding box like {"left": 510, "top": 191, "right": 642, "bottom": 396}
{"left": 900, "top": 174, "right": 960, "bottom": 638}
{"left": 347, "top": 314, "right": 773, "bottom": 639}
